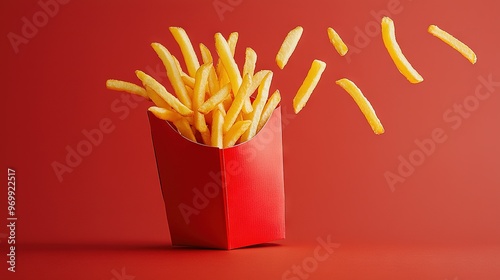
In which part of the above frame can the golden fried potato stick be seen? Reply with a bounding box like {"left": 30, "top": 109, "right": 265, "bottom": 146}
{"left": 223, "top": 120, "right": 252, "bottom": 148}
{"left": 173, "top": 117, "right": 197, "bottom": 142}
{"left": 428, "top": 25, "right": 477, "bottom": 64}
{"left": 241, "top": 72, "right": 273, "bottom": 142}
{"left": 146, "top": 86, "right": 194, "bottom": 126}
{"left": 145, "top": 85, "right": 170, "bottom": 109}
{"left": 248, "top": 70, "right": 272, "bottom": 95}
{"left": 227, "top": 32, "right": 239, "bottom": 56}
{"left": 240, "top": 69, "right": 272, "bottom": 115}
{"left": 192, "top": 63, "right": 212, "bottom": 144}
{"left": 241, "top": 47, "right": 258, "bottom": 114}
{"left": 327, "top": 27, "right": 348, "bottom": 56}
{"left": 336, "top": 78, "right": 385, "bottom": 135}
{"left": 199, "top": 43, "right": 214, "bottom": 64}
{"left": 276, "top": 26, "right": 303, "bottom": 69}
{"left": 381, "top": 17, "right": 423, "bottom": 84}
{"left": 207, "top": 64, "right": 220, "bottom": 96}
{"left": 136, "top": 70, "right": 193, "bottom": 116}
{"left": 198, "top": 45, "right": 220, "bottom": 96}
{"left": 151, "top": 43, "right": 192, "bottom": 108}
{"left": 218, "top": 63, "right": 231, "bottom": 90}
{"left": 257, "top": 89, "right": 281, "bottom": 132}
{"left": 211, "top": 108, "right": 225, "bottom": 148}
{"left": 215, "top": 32, "right": 242, "bottom": 96}
{"left": 198, "top": 83, "right": 231, "bottom": 114}
{"left": 293, "top": 59, "right": 326, "bottom": 114}
{"left": 105, "top": 79, "right": 149, "bottom": 100}
{"left": 169, "top": 27, "right": 200, "bottom": 78}
{"left": 148, "top": 106, "right": 182, "bottom": 122}
{"left": 243, "top": 47, "right": 257, "bottom": 78}
{"left": 223, "top": 73, "right": 253, "bottom": 133}
{"left": 171, "top": 55, "right": 186, "bottom": 75}
{"left": 181, "top": 75, "right": 195, "bottom": 89}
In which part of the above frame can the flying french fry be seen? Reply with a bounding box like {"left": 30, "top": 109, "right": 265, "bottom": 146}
{"left": 105, "top": 79, "right": 149, "bottom": 99}
{"left": 276, "top": 26, "right": 303, "bottom": 69}
{"left": 169, "top": 27, "right": 200, "bottom": 78}
{"left": 428, "top": 25, "right": 477, "bottom": 64}
{"left": 136, "top": 70, "right": 193, "bottom": 116}
{"left": 336, "top": 78, "right": 384, "bottom": 135}
{"left": 327, "top": 27, "right": 348, "bottom": 56}
{"left": 381, "top": 17, "right": 423, "bottom": 84}
{"left": 293, "top": 59, "right": 326, "bottom": 114}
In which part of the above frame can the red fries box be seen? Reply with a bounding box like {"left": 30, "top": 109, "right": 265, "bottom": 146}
{"left": 148, "top": 107, "right": 285, "bottom": 249}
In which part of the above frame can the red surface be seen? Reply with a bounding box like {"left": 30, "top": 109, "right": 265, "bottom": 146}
{"left": 1, "top": 0, "right": 500, "bottom": 279}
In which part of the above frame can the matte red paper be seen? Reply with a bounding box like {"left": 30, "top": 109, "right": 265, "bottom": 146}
{"left": 148, "top": 108, "right": 285, "bottom": 249}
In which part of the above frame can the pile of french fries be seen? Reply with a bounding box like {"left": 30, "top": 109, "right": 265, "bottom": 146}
{"left": 107, "top": 28, "right": 287, "bottom": 148}
{"left": 107, "top": 17, "right": 477, "bottom": 144}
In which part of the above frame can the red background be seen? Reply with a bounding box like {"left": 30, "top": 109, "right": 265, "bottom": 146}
{"left": 1, "top": 0, "right": 500, "bottom": 279}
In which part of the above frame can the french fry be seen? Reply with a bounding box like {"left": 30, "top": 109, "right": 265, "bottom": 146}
{"left": 169, "top": 27, "right": 200, "bottom": 78}
{"left": 181, "top": 74, "right": 196, "bottom": 89}
{"left": 241, "top": 47, "right": 258, "bottom": 114}
{"left": 227, "top": 32, "right": 239, "bottom": 56}
{"left": 151, "top": 43, "right": 192, "bottom": 108}
{"left": 223, "top": 73, "right": 253, "bottom": 133}
{"left": 172, "top": 54, "right": 187, "bottom": 76}
{"left": 381, "top": 17, "right": 423, "bottom": 84}
{"left": 184, "top": 85, "right": 193, "bottom": 100}
{"left": 211, "top": 108, "right": 225, "bottom": 148}
{"left": 241, "top": 72, "right": 273, "bottom": 142}
{"left": 336, "top": 78, "right": 384, "bottom": 135}
{"left": 148, "top": 106, "right": 182, "bottom": 122}
{"left": 136, "top": 70, "right": 193, "bottom": 116}
{"left": 249, "top": 70, "right": 272, "bottom": 95}
{"left": 239, "top": 69, "right": 272, "bottom": 115}
{"left": 257, "top": 89, "right": 281, "bottom": 132}
{"left": 293, "top": 59, "right": 326, "bottom": 114}
{"left": 428, "top": 25, "right": 477, "bottom": 64}
{"left": 199, "top": 43, "right": 214, "bottom": 64}
{"left": 215, "top": 32, "right": 242, "bottom": 95}
{"left": 276, "top": 26, "right": 303, "bottom": 69}
{"left": 145, "top": 85, "right": 170, "bottom": 109}
{"left": 223, "top": 120, "right": 252, "bottom": 148}
{"left": 207, "top": 64, "right": 220, "bottom": 96}
{"left": 327, "top": 27, "right": 348, "bottom": 56}
{"left": 243, "top": 47, "right": 257, "bottom": 78}
{"left": 199, "top": 83, "right": 231, "bottom": 114}
{"left": 105, "top": 79, "right": 149, "bottom": 99}
{"left": 173, "top": 117, "right": 197, "bottom": 142}
{"left": 192, "top": 63, "right": 212, "bottom": 143}
{"left": 218, "top": 63, "right": 231, "bottom": 89}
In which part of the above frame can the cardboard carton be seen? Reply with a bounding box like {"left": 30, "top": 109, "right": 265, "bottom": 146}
{"left": 148, "top": 108, "right": 285, "bottom": 249}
